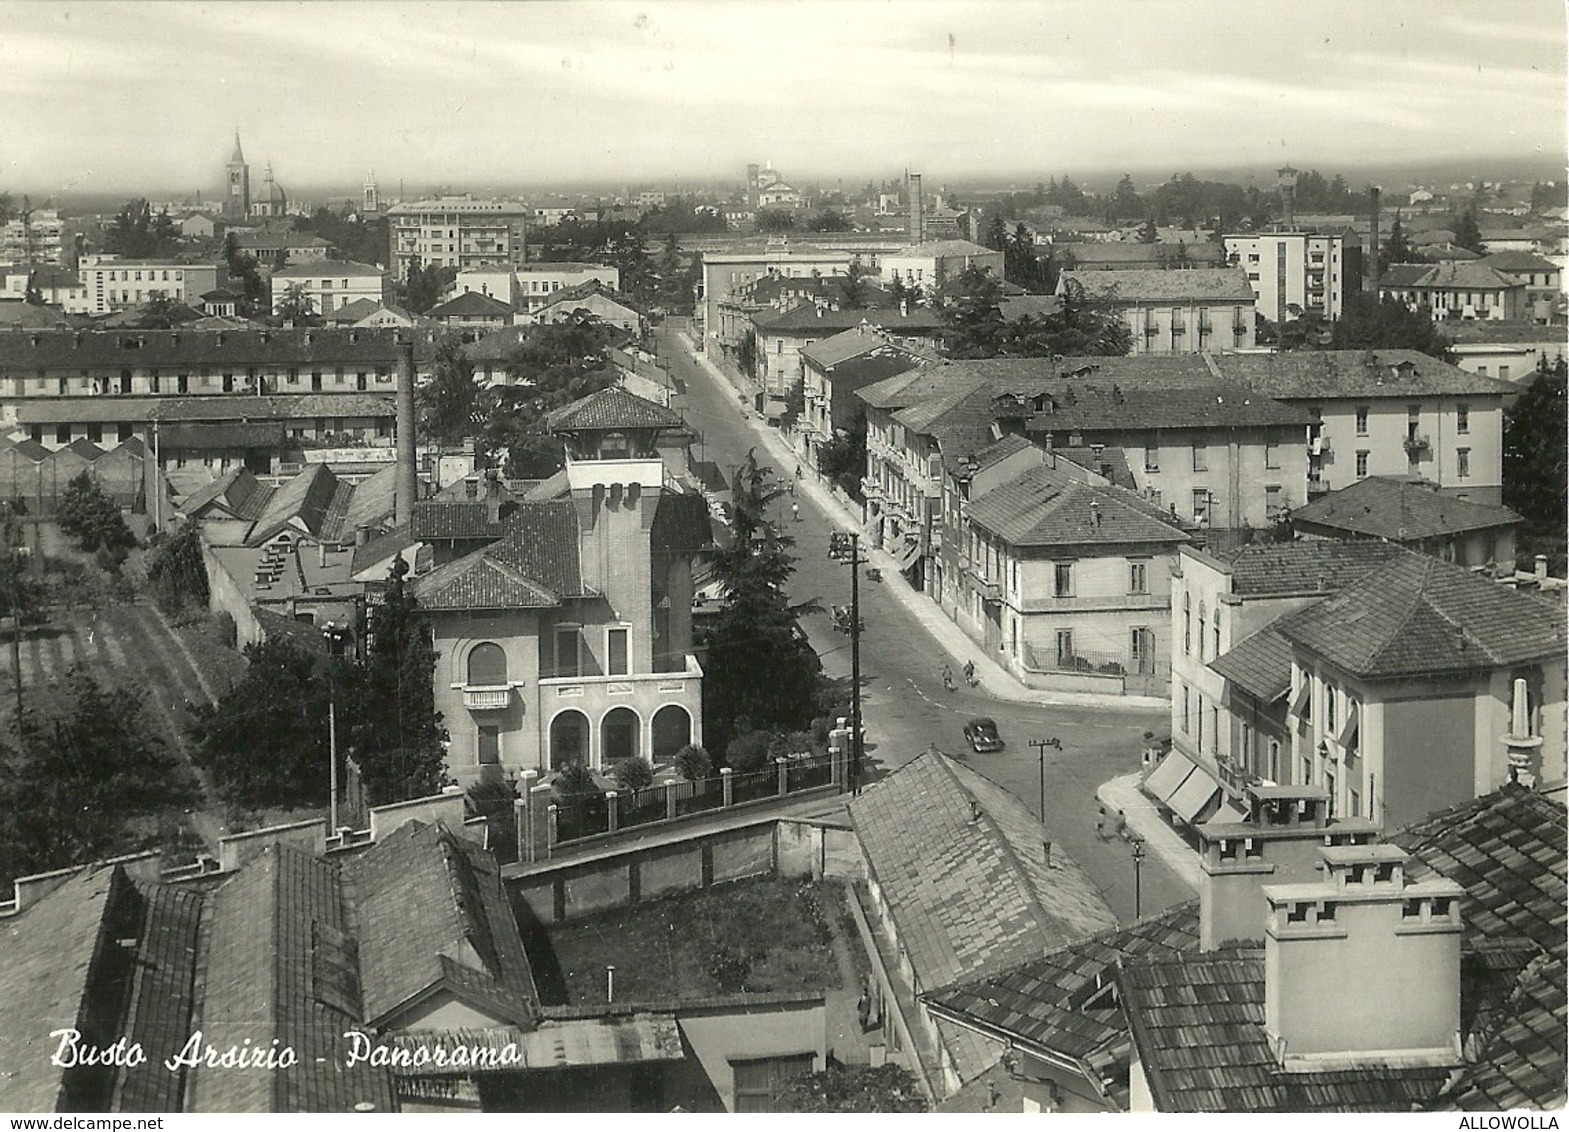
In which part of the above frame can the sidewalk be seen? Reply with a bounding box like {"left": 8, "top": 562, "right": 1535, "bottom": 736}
{"left": 676, "top": 331, "right": 1169, "bottom": 713}
{"left": 1094, "top": 771, "right": 1201, "bottom": 893}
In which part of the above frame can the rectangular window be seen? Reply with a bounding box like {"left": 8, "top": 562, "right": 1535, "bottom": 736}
{"left": 1010, "top": 559, "right": 1019, "bottom": 592}
{"left": 86, "top": 423, "right": 102, "bottom": 443}
{"left": 555, "top": 627, "right": 582, "bottom": 677}
{"left": 1456, "top": 404, "right": 1470, "bottom": 434}
{"left": 477, "top": 726, "right": 500, "bottom": 765}
{"left": 1355, "top": 406, "right": 1369, "bottom": 434}
{"left": 1129, "top": 561, "right": 1148, "bottom": 594}
{"left": 1144, "top": 444, "right": 1160, "bottom": 472}
{"left": 1192, "top": 489, "right": 1209, "bottom": 524}
{"left": 1055, "top": 629, "right": 1074, "bottom": 665}
{"left": 1053, "top": 562, "right": 1073, "bottom": 597}
{"left": 117, "top": 423, "right": 132, "bottom": 442}
{"left": 55, "top": 424, "right": 69, "bottom": 444}
{"left": 607, "top": 627, "right": 629, "bottom": 676}
{"left": 1266, "top": 484, "right": 1283, "bottom": 514}
{"left": 1499, "top": 365, "right": 1510, "bottom": 381}
{"left": 1265, "top": 443, "right": 1280, "bottom": 469}
{"left": 1355, "top": 450, "right": 1369, "bottom": 478}
{"left": 1181, "top": 683, "right": 1190, "bottom": 733}
{"left": 1192, "top": 443, "right": 1208, "bottom": 472}
{"left": 1457, "top": 448, "right": 1471, "bottom": 478}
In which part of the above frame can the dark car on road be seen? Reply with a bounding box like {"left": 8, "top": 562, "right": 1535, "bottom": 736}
{"left": 963, "top": 717, "right": 1005, "bottom": 753}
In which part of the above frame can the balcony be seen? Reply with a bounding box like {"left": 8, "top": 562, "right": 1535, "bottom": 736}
{"left": 1232, "top": 322, "right": 1250, "bottom": 336}
{"left": 1403, "top": 432, "right": 1431, "bottom": 455}
{"left": 1171, "top": 320, "right": 1187, "bottom": 335}
{"left": 463, "top": 685, "right": 513, "bottom": 711}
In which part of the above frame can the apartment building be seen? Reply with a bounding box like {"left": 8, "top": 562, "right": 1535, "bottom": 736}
{"left": 1056, "top": 268, "right": 1257, "bottom": 354}
{"left": 0, "top": 209, "right": 68, "bottom": 267}
{"left": 385, "top": 196, "right": 529, "bottom": 278}
{"left": 77, "top": 255, "right": 221, "bottom": 315}
{"left": 1377, "top": 262, "right": 1525, "bottom": 321}
{"left": 878, "top": 239, "right": 1002, "bottom": 289}
{"left": 1223, "top": 231, "right": 1346, "bottom": 321}
{"left": 515, "top": 262, "right": 621, "bottom": 315}
{"left": 697, "top": 241, "right": 855, "bottom": 354}
{"left": 269, "top": 259, "right": 387, "bottom": 317}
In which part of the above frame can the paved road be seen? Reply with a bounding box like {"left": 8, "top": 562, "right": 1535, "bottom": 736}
{"left": 656, "top": 325, "right": 1192, "bottom": 922}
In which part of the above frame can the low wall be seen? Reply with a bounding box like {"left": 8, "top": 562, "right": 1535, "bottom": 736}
{"left": 507, "top": 815, "right": 861, "bottom": 926}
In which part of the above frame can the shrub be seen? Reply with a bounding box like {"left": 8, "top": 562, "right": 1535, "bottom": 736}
{"left": 725, "top": 730, "right": 774, "bottom": 773}
{"left": 554, "top": 760, "right": 599, "bottom": 798}
{"left": 214, "top": 610, "right": 237, "bottom": 648}
{"left": 613, "top": 756, "right": 654, "bottom": 795}
{"left": 703, "top": 943, "right": 754, "bottom": 993}
{"left": 769, "top": 729, "right": 815, "bottom": 759}
{"left": 673, "top": 744, "right": 711, "bottom": 781}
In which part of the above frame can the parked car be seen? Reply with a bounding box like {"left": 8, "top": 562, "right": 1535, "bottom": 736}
{"left": 963, "top": 717, "right": 1005, "bottom": 753}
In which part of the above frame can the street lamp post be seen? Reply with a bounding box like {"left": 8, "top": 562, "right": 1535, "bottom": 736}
{"left": 1028, "top": 737, "right": 1061, "bottom": 823}
{"left": 1131, "top": 838, "right": 1146, "bottom": 919}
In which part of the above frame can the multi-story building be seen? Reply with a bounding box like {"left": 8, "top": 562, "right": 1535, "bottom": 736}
{"left": 515, "top": 262, "right": 620, "bottom": 315}
{"left": 878, "top": 239, "right": 1002, "bottom": 291}
{"left": 269, "top": 259, "right": 387, "bottom": 317}
{"left": 749, "top": 304, "right": 945, "bottom": 416}
{"left": 1474, "top": 251, "right": 1562, "bottom": 322}
{"left": 1377, "top": 261, "right": 1525, "bottom": 321}
{"left": 452, "top": 266, "right": 520, "bottom": 308}
{"left": 230, "top": 229, "right": 333, "bottom": 264}
{"left": 76, "top": 255, "right": 221, "bottom": 315}
{"left": 697, "top": 241, "right": 855, "bottom": 355}
{"left": 413, "top": 387, "right": 710, "bottom": 785}
{"left": 385, "top": 196, "right": 529, "bottom": 278}
{"left": 1056, "top": 268, "right": 1257, "bottom": 354}
{"left": 1, "top": 267, "right": 90, "bottom": 313}
{"left": 1223, "top": 231, "right": 1346, "bottom": 321}
{"left": 798, "top": 324, "right": 921, "bottom": 472}
{"left": 1211, "top": 349, "right": 1517, "bottom": 505}
{"left": 0, "top": 209, "right": 68, "bottom": 267}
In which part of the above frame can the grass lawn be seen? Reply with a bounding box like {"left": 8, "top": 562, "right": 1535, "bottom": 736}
{"left": 536, "top": 876, "right": 843, "bottom": 1006}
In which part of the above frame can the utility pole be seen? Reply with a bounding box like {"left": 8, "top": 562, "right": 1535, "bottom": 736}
{"left": 1131, "top": 838, "right": 1146, "bottom": 919}
{"left": 328, "top": 699, "right": 339, "bottom": 834}
{"left": 1029, "top": 737, "right": 1061, "bottom": 823}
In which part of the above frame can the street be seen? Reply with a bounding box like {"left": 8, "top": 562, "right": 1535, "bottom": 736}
{"left": 656, "top": 323, "right": 1192, "bottom": 923}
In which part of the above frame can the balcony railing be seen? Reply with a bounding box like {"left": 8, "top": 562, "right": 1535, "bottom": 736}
{"left": 1403, "top": 432, "right": 1431, "bottom": 454}
{"left": 1232, "top": 322, "right": 1250, "bottom": 335}
{"left": 463, "top": 686, "right": 513, "bottom": 711}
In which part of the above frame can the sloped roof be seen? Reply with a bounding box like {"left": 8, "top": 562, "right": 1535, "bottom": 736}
{"left": 0, "top": 301, "right": 75, "bottom": 329}
{"left": 967, "top": 465, "right": 1188, "bottom": 548}
{"left": 754, "top": 302, "right": 946, "bottom": 334}
{"left": 1379, "top": 263, "right": 1433, "bottom": 288}
{"left": 537, "top": 278, "right": 647, "bottom": 317}
{"left": 1062, "top": 268, "right": 1257, "bottom": 302}
{"left": 0, "top": 327, "right": 403, "bottom": 370}
{"left": 1476, "top": 251, "right": 1560, "bottom": 274}
{"left": 113, "top": 881, "right": 206, "bottom": 1113}
{"left": 1274, "top": 550, "right": 1568, "bottom": 679}
{"left": 413, "top": 501, "right": 585, "bottom": 611}
{"left": 650, "top": 490, "right": 716, "bottom": 555}
{"left": 411, "top": 499, "right": 509, "bottom": 541}
{"left": 351, "top": 524, "right": 419, "bottom": 578}
{"left": 1119, "top": 949, "right": 1451, "bottom": 1112}
{"left": 544, "top": 386, "right": 684, "bottom": 431}
{"left": 1208, "top": 627, "right": 1294, "bottom": 703}
{"left": 344, "top": 821, "right": 540, "bottom": 1028}
{"left": 1292, "top": 477, "right": 1521, "bottom": 541}
{"left": 849, "top": 751, "right": 1117, "bottom": 995}
{"left": 323, "top": 296, "right": 383, "bottom": 323}
{"left": 342, "top": 461, "right": 406, "bottom": 535}
{"left": 159, "top": 421, "right": 288, "bottom": 451}
{"left": 272, "top": 259, "right": 385, "bottom": 279}
{"left": 178, "top": 465, "right": 275, "bottom": 521}
{"left": 1215, "top": 539, "right": 1408, "bottom": 597}
{"left": 245, "top": 462, "right": 342, "bottom": 546}
{"left": 429, "top": 290, "right": 514, "bottom": 318}
{"left": 891, "top": 238, "right": 996, "bottom": 258}
{"left": 800, "top": 323, "right": 905, "bottom": 370}
{"left": 190, "top": 843, "right": 396, "bottom": 1113}
{"left": 1210, "top": 349, "right": 1518, "bottom": 399}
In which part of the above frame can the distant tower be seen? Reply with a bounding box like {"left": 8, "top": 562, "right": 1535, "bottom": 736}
{"left": 746, "top": 164, "right": 760, "bottom": 210}
{"left": 907, "top": 172, "right": 925, "bottom": 244}
{"left": 364, "top": 170, "right": 380, "bottom": 214}
{"left": 1277, "top": 165, "right": 1298, "bottom": 230}
{"left": 225, "top": 132, "right": 250, "bottom": 219}
{"left": 255, "top": 161, "right": 287, "bottom": 219}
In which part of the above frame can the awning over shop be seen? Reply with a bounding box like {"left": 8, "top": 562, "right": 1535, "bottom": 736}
{"left": 894, "top": 537, "right": 922, "bottom": 572}
{"left": 1143, "top": 747, "right": 1195, "bottom": 801}
{"left": 1143, "top": 747, "right": 1227, "bottom": 825}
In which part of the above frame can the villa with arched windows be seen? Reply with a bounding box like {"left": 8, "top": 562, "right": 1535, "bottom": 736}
{"left": 413, "top": 387, "right": 712, "bottom": 785}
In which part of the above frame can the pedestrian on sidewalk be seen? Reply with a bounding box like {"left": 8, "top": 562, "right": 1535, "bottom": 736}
{"left": 791, "top": 501, "right": 801, "bottom": 522}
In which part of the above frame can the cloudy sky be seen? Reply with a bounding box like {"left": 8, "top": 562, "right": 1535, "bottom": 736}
{"left": 2, "top": 1, "right": 1564, "bottom": 197}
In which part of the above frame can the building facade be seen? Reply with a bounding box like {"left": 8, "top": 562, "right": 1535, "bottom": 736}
{"left": 1223, "top": 231, "right": 1346, "bottom": 321}
{"left": 385, "top": 196, "right": 530, "bottom": 278}
{"left": 1056, "top": 269, "right": 1257, "bottom": 354}
{"left": 269, "top": 259, "right": 387, "bottom": 317}
{"left": 516, "top": 263, "right": 621, "bottom": 315}
{"left": 77, "top": 255, "right": 221, "bottom": 315}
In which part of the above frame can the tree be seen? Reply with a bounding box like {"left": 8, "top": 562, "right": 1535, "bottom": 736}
{"left": 1015, "top": 277, "right": 1133, "bottom": 357}
{"left": 353, "top": 558, "right": 448, "bottom": 804}
{"left": 777, "top": 1064, "right": 928, "bottom": 1113}
{"left": 1004, "top": 223, "right": 1042, "bottom": 292}
{"left": 807, "top": 208, "right": 852, "bottom": 232}
{"left": 1111, "top": 174, "right": 1143, "bottom": 221}
{"left": 756, "top": 209, "right": 797, "bottom": 233}
{"left": 937, "top": 264, "right": 1008, "bottom": 358}
{"left": 57, "top": 472, "right": 136, "bottom": 568}
{"left": 400, "top": 255, "right": 455, "bottom": 314}
{"left": 0, "top": 667, "right": 191, "bottom": 884}
{"left": 144, "top": 521, "right": 209, "bottom": 616}
{"left": 817, "top": 408, "right": 868, "bottom": 499}
{"left": 1330, "top": 292, "right": 1453, "bottom": 360}
{"left": 105, "top": 199, "right": 180, "bottom": 259}
{"left": 192, "top": 637, "right": 342, "bottom": 808}
{"left": 1453, "top": 208, "right": 1487, "bottom": 255}
{"left": 983, "top": 213, "right": 1008, "bottom": 252}
{"left": 1381, "top": 212, "right": 1419, "bottom": 275}
{"left": 613, "top": 756, "right": 655, "bottom": 797}
{"left": 224, "top": 233, "right": 265, "bottom": 314}
{"left": 418, "top": 331, "right": 482, "bottom": 444}
{"left": 1503, "top": 356, "right": 1568, "bottom": 568}
{"left": 837, "top": 262, "right": 869, "bottom": 310}
{"left": 700, "top": 450, "right": 821, "bottom": 758}
{"left": 1137, "top": 216, "right": 1159, "bottom": 244}
{"left": 275, "top": 282, "right": 319, "bottom": 326}
{"left": 673, "top": 744, "right": 711, "bottom": 781}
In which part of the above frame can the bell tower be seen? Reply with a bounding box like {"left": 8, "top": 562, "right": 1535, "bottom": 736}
{"left": 226, "top": 132, "right": 250, "bottom": 219}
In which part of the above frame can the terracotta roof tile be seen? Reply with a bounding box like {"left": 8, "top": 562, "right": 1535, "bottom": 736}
{"left": 1210, "top": 349, "right": 1517, "bottom": 399}
{"left": 968, "top": 466, "right": 1188, "bottom": 548}
{"left": 1291, "top": 477, "right": 1520, "bottom": 541}
{"left": 544, "top": 386, "right": 684, "bottom": 431}
{"left": 1208, "top": 627, "right": 1294, "bottom": 703}
{"left": 1062, "top": 267, "right": 1257, "bottom": 302}
{"left": 1215, "top": 539, "right": 1407, "bottom": 597}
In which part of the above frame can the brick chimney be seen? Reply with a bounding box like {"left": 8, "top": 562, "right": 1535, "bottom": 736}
{"left": 1196, "top": 784, "right": 1378, "bottom": 951}
{"left": 1263, "top": 843, "right": 1462, "bottom": 1069}
{"left": 394, "top": 333, "right": 417, "bottom": 527}
{"left": 908, "top": 172, "right": 925, "bottom": 245}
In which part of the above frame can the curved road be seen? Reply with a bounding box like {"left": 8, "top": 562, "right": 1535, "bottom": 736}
{"left": 658, "top": 324, "right": 1191, "bottom": 922}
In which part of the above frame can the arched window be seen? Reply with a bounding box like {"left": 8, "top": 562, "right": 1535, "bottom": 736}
{"left": 550, "top": 711, "right": 589, "bottom": 770}
{"left": 467, "top": 642, "right": 507, "bottom": 687}
{"left": 601, "top": 707, "right": 640, "bottom": 765}
{"left": 651, "top": 705, "right": 692, "bottom": 761}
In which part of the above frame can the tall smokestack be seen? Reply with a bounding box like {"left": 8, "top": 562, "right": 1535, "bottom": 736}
{"left": 1368, "top": 185, "right": 1382, "bottom": 296}
{"left": 1276, "top": 165, "right": 1298, "bottom": 230}
{"left": 909, "top": 173, "right": 925, "bottom": 245}
{"left": 395, "top": 332, "right": 417, "bottom": 528}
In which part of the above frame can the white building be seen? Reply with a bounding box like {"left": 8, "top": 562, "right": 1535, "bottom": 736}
{"left": 515, "top": 262, "right": 620, "bottom": 315}
{"left": 879, "top": 239, "right": 1003, "bottom": 291}
{"left": 1223, "top": 232, "right": 1346, "bottom": 322}
{"left": 0, "top": 210, "right": 68, "bottom": 267}
{"left": 384, "top": 196, "right": 529, "bottom": 278}
{"left": 452, "top": 267, "right": 520, "bottom": 309}
{"left": 270, "top": 259, "right": 387, "bottom": 317}
{"left": 77, "top": 255, "right": 221, "bottom": 315}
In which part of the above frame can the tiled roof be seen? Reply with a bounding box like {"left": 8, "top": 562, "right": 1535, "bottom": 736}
{"left": 543, "top": 386, "right": 684, "bottom": 431}
{"left": 0, "top": 301, "right": 75, "bottom": 328}
{"left": 113, "top": 882, "right": 205, "bottom": 1113}
{"left": 1064, "top": 242, "right": 1225, "bottom": 266}
{"left": 0, "top": 327, "right": 404, "bottom": 370}
{"left": 159, "top": 421, "right": 287, "bottom": 451}
{"left": 998, "top": 293, "right": 1066, "bottom": 322}
{"left": 246, "top": 463, "right": 341, "bottom": 546}
{"left": 341, "top": 460, "right": 406, "bottom": 535}
{"left": 350, "top": 524, "right": 419, "bottom": 578}
{"left": 754, "top": 303, "right": 947, "bottom": 334}
{"left": 1, "top": 434, "right": 51, "bottom": 462}
{"left": 14, "top": 393, "right": 395, "bottom": 426}
{"left": 537, "top": 278, "right": 647, "bottom": 316}
{"left": 1433, "top": 954, "right": 1567, "bottom": 1112}
{"left": 1391, "top": 262, "right": 1524, "bottom": 292}
{"left": 1061, "top": 268, "right": 1257, "bottom": 303}
{"left": 1291, "top": 477, "right": 1521, "bottom": 541}
{"left": 892, "top": 238, "right": 996, "bottom": 258}
{"left": 1380, "top": 263, "right": 1434, "bottom": 288}
{"left": 800, "top": 323, "right": 908, "bottom": 370}
{"left": 1274, "top": 550, "right": 1568, "bottom": 678}
{"left": 343, "top": 821, "right": 540, "bottom": 1028}
{"left": 0, "top": 866, "right": 126, "bottom": 1111}
{"left": 855, "top": 362, "right": 989, "bottom": 410}
{"left": 429, "top": 290, "right": 514, "bottom": 318}
{"left": 1207, "top": 627, "right": 1294, "bottom": 703}
{"left": 849, "top": 751, "right": 1117, "bottom": 996}
{"left": 178, "top": 466, "right": 274, "bottom": 520}
{"left": 411, "top": 499, "right": 506, "bottom": 541}
{"left": 968, "top": 465, "right": 1188, "bottom": 549}
{"left": 1119, "top": 949, "right": 1451, "bottom": 1112}
{"left": 1020, "top": 381, "right": 1307, "bottom": 432}
{"left": 323, "top": 297, "right": 382, "bottom": 323}
{"left": 414, "top": 501, "right": 584, "bottom": 611}
{"left": 1476, "top": 251, "right": 1560, "bottom": 274}
{"left": 272, "top": 259, "right": 384, "bottom": 279}
{"left": 1210, "top": 349, "right": 1518, "bottom": 399}
{"left": 189, "top": 843, "right": 396, "bottom": 1113}
{"left": 1215, "top": 539, "right": 1407, "bottom": 597}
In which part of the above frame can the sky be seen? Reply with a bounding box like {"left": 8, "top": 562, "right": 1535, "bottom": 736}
{"left": 2, "top": 0, "right": 1565, "bottom": 200}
